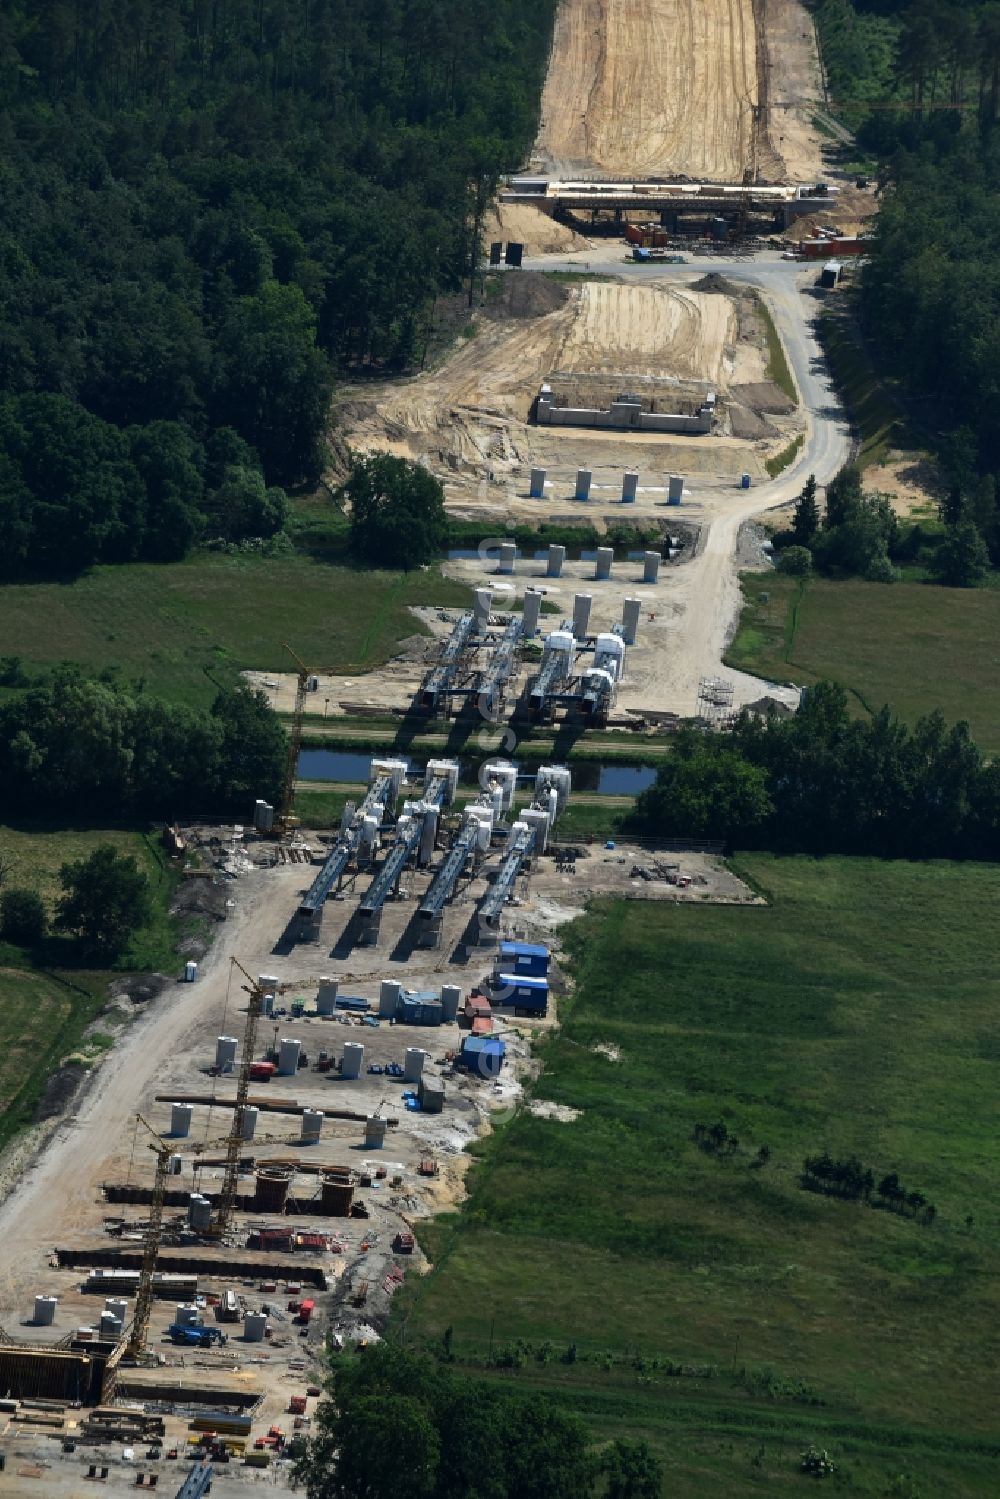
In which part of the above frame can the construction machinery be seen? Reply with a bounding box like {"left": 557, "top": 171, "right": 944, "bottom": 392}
{"left": 167, "top": 1324, "right": 227, "bottom": 1347}
{"left": 126, "top": 1074, "right": 286, "bottom": 1357}
{"left": 208, "top": 958, "right": 268, "bottom": 1239}
{"left": 275, "top": 643, "right": 314, "bottom": 835}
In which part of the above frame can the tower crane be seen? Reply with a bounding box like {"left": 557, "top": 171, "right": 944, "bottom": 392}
{"left": 207, "top": 957, "right": 269, "bottom": 1240}
{"left": 126, "top": 1105, "right": 288, "bottom": 1358}
{"left": 275, "top": 643, "right": 314, "bottom": 835}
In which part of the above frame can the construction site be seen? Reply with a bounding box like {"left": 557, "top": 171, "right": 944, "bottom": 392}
{"left": 0, "top": 1, "right": 856, "bottom": 1492}
{"left": 0, "top": 738, "right": 755, "bottom": 1493}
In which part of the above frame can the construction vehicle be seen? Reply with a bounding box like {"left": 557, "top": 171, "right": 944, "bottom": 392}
{"left": 392, "top": 1231, "right": 415, "bottom": 1254}
{"left": 167, "top": 1324, "right": 227, "bottom": 1348}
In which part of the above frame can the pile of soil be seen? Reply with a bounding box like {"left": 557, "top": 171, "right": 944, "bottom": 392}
{"left": 729, "top": 404, "right": 778, "bottom": 440}
{"left": 33, "top": 1063, "right": 87, "bottom": 1123}
{"left": 109, "top": 972, "right": 172, "bottom": 1006}
{"left": 172, "top": 879, "right": 229, "bottom": 922}
{"left": 731, "top": 381, "right": 797, "bottom": 415}
{"left": 690, "top": 272, "right": 743, "bottom": 298}
{"left": 481, "top": 271, "right": 569, "bottom": 322}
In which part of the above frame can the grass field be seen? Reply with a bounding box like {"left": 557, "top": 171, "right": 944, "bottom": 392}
{"left": 0, "top": 554, "right": 470, "bottom": 708}
{"left": 399, "top": 857, "right": 1000, "bottom": 1495}
{"left": 0, "top": 825, "right": 183, "bottom": 1147}
{"left": 727, "top": 572, "right": 1000, "bottom": 750}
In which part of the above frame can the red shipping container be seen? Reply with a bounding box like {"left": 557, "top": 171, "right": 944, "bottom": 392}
{"left": 298, "top": 1300, "right": 315, "bottom": 1323}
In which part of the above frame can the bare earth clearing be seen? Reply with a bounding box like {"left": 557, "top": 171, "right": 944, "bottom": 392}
{"left": 339, "top": 276, "right": 782, "bottom": 492}
{"left": 535, "top": 0, "right": 759, "bottom": 181}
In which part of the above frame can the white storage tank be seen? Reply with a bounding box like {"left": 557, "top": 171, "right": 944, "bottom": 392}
{"left": 33, "top": 1295, "right": 57, "bottom": 1326}
{"left": 215, "top": 1036, "right": 238, "bottom": 1073}
{"left": 522, "top": 807, "right": 550, "bottom": 853}
{"left": 622, "top": 471, "right": 639, "bottom": 503}
{"left": 440, "top": 985, "right": 462, "bottom": 1023}
{"left": 301, "top": 1109, "right": 324, "bottom": 1144}
{"left": 341, "top": 1042, "right": 364, "bottom": 1080}
{"left": 529, "top": 468, "right": 546, "bottom": 499}
{"left": 572, "top": 594, "right": 592, "bottom": 640}
{"left": 546, "top": 543, "right": 565, "bottom": 577}
{"left": 668, "top": 474, "right": 684, "bottom": 502}
{"left": 622, "top": 597, "right": 642, "bottom": 646}
{"left": 316, "top": 978, "right": 338, "bottom": 1017}
{"left": 184, "top": 961, "right": 198, "bottom": 983}
{"left": 522, "top": 588, "right": 543, "bottom": 639}
{"left": 490, "top": 762, "right": 518, "bottom": 813}
{"left": 596, "top": 633, "right": 626, "bottom": 680}
{"left": 643, "top": 550, "right": 661, "bottom": 584}
{"left": 277, "top": 1038, "right": 301, "bottom": 1076}
{"left": 474, "top": 588, "right": 493, "bottom": 627}
{"left": 364, "top": 1117, "right": 387, "bottom": 1149}
{"left": 170, "top": 1103, "right": 194, "bottom": 1138}
{"left": 498, "top": 541, "right": 516, "bottom": 574}
{"left": 175, "top": 1304, "right": 202, "bottom": 1327}
{"left": 243, "top": 1312, "right": 267, "bottom": 1343}
{"left": 241, "top": 1106, "right": 259, "bottom": 1142}
{"left": 594, "top": 547, "right": 613, "bottom": 580}
{"left": 379, "top": 980, "right": 402, "bottom": 1018}
{"left": 535, "top": 765, "right": 572, "bottom": 813}
{"left": 188, "top": 1196, "right": 212, "bottom": 1233}
{"left": 404, "top": 1048, "right": 426, "bottom": 1083}
{"left": 575, "top": 468, "right": 592, "bottom": 501}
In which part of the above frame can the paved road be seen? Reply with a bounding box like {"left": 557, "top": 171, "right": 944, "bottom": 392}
{"left": 516, "top": 247, "right": 853, "bottom": 710}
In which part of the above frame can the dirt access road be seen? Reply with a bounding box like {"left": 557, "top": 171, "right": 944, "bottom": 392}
{"left": 533, "top": 0, "right": 823, "bottom": 183}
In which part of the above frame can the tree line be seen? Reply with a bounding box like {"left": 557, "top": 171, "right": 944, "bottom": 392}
{"left": 293, "top": 1344, "right": 662, "bottom": 1499}
{"left": 777, "top": 466, "right": 995, "bottom": 586}
{"left": 0, "top": 673, "right": 285, "bottom": 820}
{"left": 632, "top": 681, "right": 1000, "bottom": 858}
{"left": 0, "top": 1, "right": 556, "bottom": 573}
{"left": 802, "top": 1154, "right": 937, "bottom": 1224}
{"left": 812, "top": 1, "right": 1000, "bottom": 555}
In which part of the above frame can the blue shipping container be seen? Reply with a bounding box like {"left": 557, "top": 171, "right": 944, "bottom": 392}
{"left": 499, "top": 941, "right": 550, "bottom": 977}
{"left": 461, "top": 1036, "right": 506, "bottom": 1077}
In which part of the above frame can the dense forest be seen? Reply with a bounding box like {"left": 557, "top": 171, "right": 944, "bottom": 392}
{"left": 633, "top": 682, "right": 1000, "bottom": 858}
{"left": 0, "top": 674, "right": 285, "bottom": 818}
{"left": 0, "top": 1, "right": 556, "bottom": 574}
{"left": 813, "top": 0, "right": 1000, "bottom": 558}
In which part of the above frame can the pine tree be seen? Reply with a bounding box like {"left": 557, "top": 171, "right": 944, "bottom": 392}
{"left": 792, "top": 473, "right": 819, "bottom": 544}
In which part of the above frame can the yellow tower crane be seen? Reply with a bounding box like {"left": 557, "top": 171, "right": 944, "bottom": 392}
{"left": 126, "top": 1103, "right": 288, "bottom": 1358}
{"left": 207, "top": 957, "right": 269, "bottom": 1240}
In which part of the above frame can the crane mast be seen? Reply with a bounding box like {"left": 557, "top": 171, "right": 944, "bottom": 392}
{"left": 208, "top": 957, "right": 266, "bottom": 1239}
{"left": 126, "top": 1122, "right": 172, "bottom": 1358}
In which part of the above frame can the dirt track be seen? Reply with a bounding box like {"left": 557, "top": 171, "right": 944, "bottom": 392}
{"left": 536, "top": 0, "right": 758, "bottom": 181}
